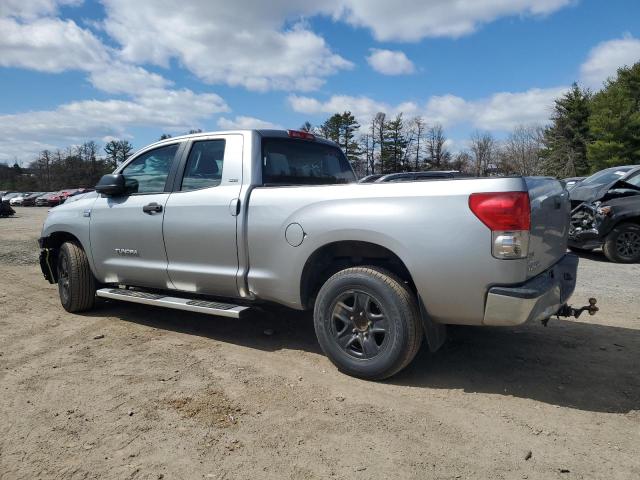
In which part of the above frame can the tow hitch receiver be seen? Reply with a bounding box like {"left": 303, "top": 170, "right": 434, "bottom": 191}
{"left": 544, "top": 298, "right": 598, "bottom": 325}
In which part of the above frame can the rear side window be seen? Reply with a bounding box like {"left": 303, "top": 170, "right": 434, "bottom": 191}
{"left": 181, "top": 140, "right": 226, "bottom": 191}
{"left": 262, "top": 138, "right": 356, "bottom": 186}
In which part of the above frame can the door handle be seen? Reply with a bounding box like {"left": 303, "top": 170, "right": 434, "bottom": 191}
{"left": 142, "top": 202, "right": 163, "bottom": 214}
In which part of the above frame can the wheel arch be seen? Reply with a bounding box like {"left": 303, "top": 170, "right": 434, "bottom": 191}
{"left": 299, "top": 240, "right": 416, "bottom": 311}
{"left": 39, "top": 231, "right": 89, "bottom": 283}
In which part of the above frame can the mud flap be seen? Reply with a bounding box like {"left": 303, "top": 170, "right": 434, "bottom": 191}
{"left": 419, "top": 296, "right": 447, "bottom": 352}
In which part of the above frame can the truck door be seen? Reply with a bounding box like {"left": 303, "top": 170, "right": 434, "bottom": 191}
{"left": 89, "top": 142, "right": 183, "bottom": 289}
{"left": 162, "top": 135, "right": 243, "bottom": 297}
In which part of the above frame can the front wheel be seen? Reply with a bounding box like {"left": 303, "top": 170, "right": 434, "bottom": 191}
{"left": 603, "top": 223, "right": 640, "bottom": 263}
{"left": 57, "top": 241, "right": 96, "bottom": 312}
{"left": 313, "top": 266, "right": 423, "bottom": 380}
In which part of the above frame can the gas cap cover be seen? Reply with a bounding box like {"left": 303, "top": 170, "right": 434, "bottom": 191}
{"left": 285, "top": 223, "right": 305, "bottom": 247}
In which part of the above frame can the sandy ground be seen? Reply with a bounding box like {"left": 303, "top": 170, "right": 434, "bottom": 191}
{"left": 0, "top": 207, "right": 638, "bottom": 480}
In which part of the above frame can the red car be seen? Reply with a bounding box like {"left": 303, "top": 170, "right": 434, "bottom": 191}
{"left": 35, "top": 189, "right": 79, "bottom": 207}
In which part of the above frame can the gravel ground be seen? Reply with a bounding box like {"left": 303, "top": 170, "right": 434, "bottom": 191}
{"left": 0, "top": 207, "right": 638, "bottom": 480}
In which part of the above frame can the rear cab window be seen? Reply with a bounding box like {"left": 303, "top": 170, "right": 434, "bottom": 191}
{"left": 261, "top": 138, "right": 356, "bottom": 186}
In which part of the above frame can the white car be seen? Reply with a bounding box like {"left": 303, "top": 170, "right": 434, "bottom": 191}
{"left": 3, "top": 192, "right": 23, "bottom": 204}
{"left": 9, "top": 193, "right": 31, "bottom": 206}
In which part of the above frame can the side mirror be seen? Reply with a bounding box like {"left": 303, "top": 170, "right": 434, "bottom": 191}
{"left": 95, "top": 174, "right": 126, "bottom": 196}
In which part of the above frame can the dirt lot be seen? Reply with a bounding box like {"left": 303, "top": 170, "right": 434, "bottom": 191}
{"left": 1, "top": 207, "right": 638, "bottom": 480}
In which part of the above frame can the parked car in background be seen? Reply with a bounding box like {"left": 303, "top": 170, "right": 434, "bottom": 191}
{"left": 1, "top": 192, "right": 21, "bottom": 203}
{"left": 568, "top": 166, "right": 640, "bottom": 263}
{"left": 375, "top": 171, "right": 471, "bottom": 183}
{"left": 38, "top": 189, "right": 80, "bottom": 207}
{"left": 358, "top": 174, "right": 384, "bottom": 183}
{"left": 9, "top": 193, "right": 35, "bottom": 206}
{"left": 21, "top": 192, "right": 47, "bottom": 206}
{"left": 569, "top": 165, "right": 640, "bottom": 208}
{"left": 35, "top": 192, "right": 58, "bottom": 207}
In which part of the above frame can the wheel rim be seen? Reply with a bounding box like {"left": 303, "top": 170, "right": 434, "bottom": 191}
{"left": 58, "top": 252, "right": 70, "bottom": 303}
{"left": 615, "top": 231, "right": 640, "bottom": 259}
{"left": 330, "top": 290, "right": 389, "bottom": 359}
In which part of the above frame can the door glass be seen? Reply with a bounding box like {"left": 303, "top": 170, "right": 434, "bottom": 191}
{"left": 121, "top": 144, "right": 178, "bottom": 194}
{"left": 181, "top": 140, "right": 226, "bottom": 191}
{"left": 624, "top": 173, "right": 640, "bottom": 188}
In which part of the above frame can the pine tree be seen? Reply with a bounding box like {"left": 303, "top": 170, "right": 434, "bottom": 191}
{"left": 383, "top": 114, "right": 407, "bottom": 173}
{"left": 319, "top": 114, "right": 342, "bottom": 143}
{"left": 339, "top": 111, "right": 361, "bottom": 163}
{"left": 588, "top": 63, "right": 640, "bottom": 170}
{"left": 541, "top": 83, "right": 591, "bottom": 177}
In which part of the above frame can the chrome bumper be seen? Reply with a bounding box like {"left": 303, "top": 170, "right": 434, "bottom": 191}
{"left": 483, "top": 254, "right": 578, "bottom": 326}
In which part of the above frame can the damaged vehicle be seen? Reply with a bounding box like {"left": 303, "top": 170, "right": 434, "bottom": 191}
{"left": 569, "top": 165, "right": 640, "bottom": 263}
{"left": 569, "top": 165, "right": 640, "bottom": 208}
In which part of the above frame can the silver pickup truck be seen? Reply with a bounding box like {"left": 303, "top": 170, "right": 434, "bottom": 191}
{"left": 39, "top": 129, "right": 594, "bottom": 379}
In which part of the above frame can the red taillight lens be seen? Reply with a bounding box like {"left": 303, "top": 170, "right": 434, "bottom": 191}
{"left": 469, "top": 192, "right": 531, "bottom": 231}
{"left": 287, "top": 129, "right": 315, "bottom": 140}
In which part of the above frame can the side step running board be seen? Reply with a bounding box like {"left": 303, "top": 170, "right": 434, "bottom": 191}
{"left": 96, "top": 288, "right": 251, "bottom": 318}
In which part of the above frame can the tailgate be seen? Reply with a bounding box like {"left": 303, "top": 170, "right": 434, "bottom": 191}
{"left": 525, "top": 177, "right": 571, "bottom": 278}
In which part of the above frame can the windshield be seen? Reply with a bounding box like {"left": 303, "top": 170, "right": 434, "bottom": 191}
{"left": 581, "top": 167, "right": 633, "bottom": 186}
{"left": 262, "top": 138, "right": 356, "bottom": 186}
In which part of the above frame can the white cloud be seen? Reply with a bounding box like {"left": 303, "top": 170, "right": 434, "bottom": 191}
{"left": 366, "top": 49, "right": 415, "bottom": 75}
{"left": 101, "top": 0, "right": 352, "bottom": 92}
{"left": 88, "top": 63, "right": 171, "bottom": 95}
{"left": 289, "top": 94, "right": 418, "bottom": 124}
{"left": 0, "top": 16, "right": 110, "bottom": 72}
{"left": 0, "top": 90, "right": 229, "bottom": 162}
{"left": 580, "top": 34, "right": 640, "bottom": 88}
{"left": 290, "top": 87, "right": 566, "bottom": 131}
{"left": 333, "top": 0, "right": 573, "bottom": 41}
{"left": 216, "top": 116, "right": 282, "bottom": 130}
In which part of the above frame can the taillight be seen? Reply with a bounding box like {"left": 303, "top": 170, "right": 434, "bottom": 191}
{"left": 469, "top": 192, "right": 531, "bottom": 259}
{"left": 287, "top": 129, "right": 315, "bottom": 140}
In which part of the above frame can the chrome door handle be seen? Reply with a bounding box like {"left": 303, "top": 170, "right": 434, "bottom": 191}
{"left": 142, "top": 202, "right": 163, "bottom": 214}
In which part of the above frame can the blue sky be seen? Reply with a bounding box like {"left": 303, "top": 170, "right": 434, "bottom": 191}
{"left": 1, "top": 0, "right": 640, "bottom": 164}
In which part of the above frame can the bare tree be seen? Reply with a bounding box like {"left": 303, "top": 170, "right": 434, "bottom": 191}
{"left": 469, "top": 131, "right": 496, "bottom": 176}
{"left": 425, "top": 123, "right": 450, "bottom": 170}
{"left": 451, "top": 150, "right": 472, "bottom": 173}
{"left": 373, "top": 112, "right": 386, "bottom": 173}
{"left": 501, "top": 125, "right": 545, "bottom": 175}
{"left": 404, "top": 116, "right": 425, "bottom": 171}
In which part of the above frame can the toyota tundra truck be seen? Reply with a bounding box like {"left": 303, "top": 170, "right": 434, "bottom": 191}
{"left": 38, "top": 129, "right": 595, "bottom": 379}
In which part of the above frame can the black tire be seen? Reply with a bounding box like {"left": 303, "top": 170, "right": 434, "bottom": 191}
{"left": 603, "top": 222, "right": 640, "bottom": 263}
{"left": 313, "top": 266, "right": 423, "bottom": 380}
{"left": 57, "top": 241, "right": 96, "bottom": 312}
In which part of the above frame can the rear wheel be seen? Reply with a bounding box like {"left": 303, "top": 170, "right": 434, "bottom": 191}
{"left": 603, "top": 223, "right": 640, "bottom": 263}
{"left": 313, "top": 266, "right": 422, "bottom": 380}
{"left": 57, "top": 241, "right": 96, "bottom": 312}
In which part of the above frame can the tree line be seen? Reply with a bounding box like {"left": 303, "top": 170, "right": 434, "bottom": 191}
{"left": 0, "top": 140, "right": 133, "bottom": 191}
{"left": 303, "top": 62, "right": 640, "bottom": 178}
{"left": 302, "top": 109, "right": 547, "bottom": 178}
{"left": 2, "top": 61, "right": 638, "bottom": 191}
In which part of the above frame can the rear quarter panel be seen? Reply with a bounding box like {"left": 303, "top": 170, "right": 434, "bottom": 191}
{"left": 246, "top": 177, "right": 530, "bottom": 325}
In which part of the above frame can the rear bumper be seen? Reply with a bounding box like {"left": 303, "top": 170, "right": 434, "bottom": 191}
{"left": 483, "top": 254, "right": 578, "bottom": 326}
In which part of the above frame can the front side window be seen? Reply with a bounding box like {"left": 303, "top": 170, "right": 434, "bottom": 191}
{"left": 262, "top": 138, "right": 356, "bottom": 186}
{"left": 622, "top": 172, "right": 640, "bottom": 188}
{"left": 121, "top": 144, "right": 178, "bottom": 194}
{"left": 181, "top": 140, "right": 226, "bottom": 191}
